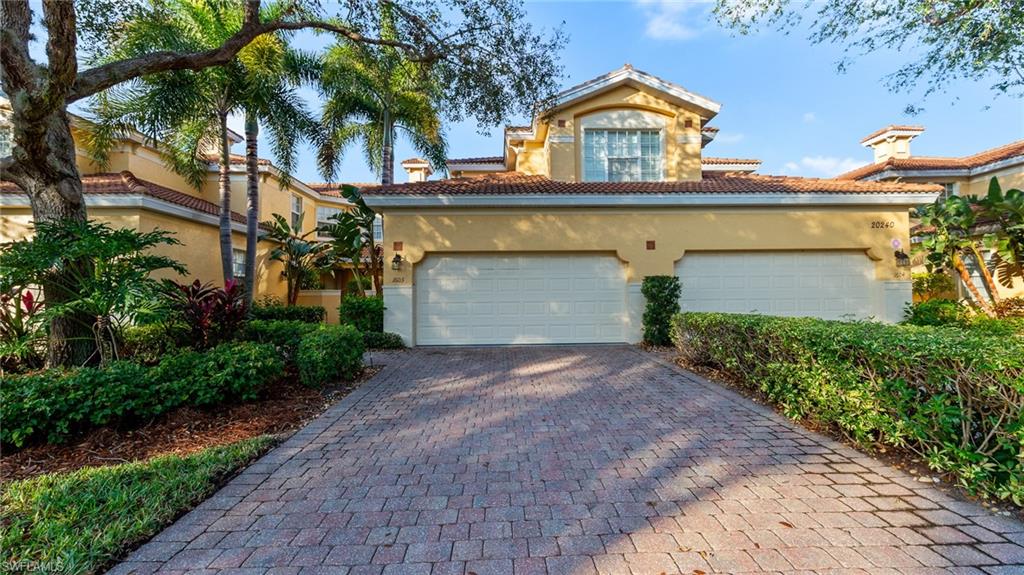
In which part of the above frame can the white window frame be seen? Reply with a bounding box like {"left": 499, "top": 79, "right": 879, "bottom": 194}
{"left": 940, "top": 182, "right": 959, "bottom": 200}
{"left": 582, "top": 128, "right": 663, "bottom": 182}
{"left": 316, "top": 206, "right": 343, "bottom": 237}
{"left": 372, "top": 214, "right": 383, "bottom": 243}
{"left": 291, "top": 195, "right": 303, "bottom": 230}
{"left": 232, "top": 248, "right": 246, "bottom": 278}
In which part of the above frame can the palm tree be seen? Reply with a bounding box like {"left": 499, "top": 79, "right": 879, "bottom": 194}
{"left": 262, "top": 213, "right": 330, "bottom": 306}
{"left": 914, "top": 195, "right": 1000, "bottom": 316}
{"left": 83, "top": 0, "right": 315, "bottom": 299}
{"left": 316, "top": 39, "right": 447, "bottom": 186}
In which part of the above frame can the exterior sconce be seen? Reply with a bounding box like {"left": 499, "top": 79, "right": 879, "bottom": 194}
{"left": 894, "top": 250, "right": 911, "bottom": 267}
{"left": 391, "top": 254, "right": 404, "bottom": 271}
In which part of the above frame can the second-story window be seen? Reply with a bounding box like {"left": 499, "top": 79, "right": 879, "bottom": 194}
{"left": 941, "top": 183, "right": 957, "bottom": 200}
{"left": 291, "top": 195, "right": 303, "bottom": 230}
{"left": 316, "top": 206, "right": 342, "bottom": 233}
{"left": 373, "top": 214, "right": 383, "bottom": 243}
{"left": 583, "top": 129, "right": 661, "bottom": 182}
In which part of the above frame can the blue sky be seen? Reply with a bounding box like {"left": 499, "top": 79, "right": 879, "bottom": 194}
{"left": 268, "top": 0, "right": 1019, "bottom": 185}
{"left": 47, "top": 1, "right": 1019, "bottom": 183}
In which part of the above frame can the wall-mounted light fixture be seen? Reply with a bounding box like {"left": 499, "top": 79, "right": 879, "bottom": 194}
{"left": 894, "top": 250, "right": 911, "bottom": 267}
{"left": 391, "top": 254, "right": 404, "bottom": 271}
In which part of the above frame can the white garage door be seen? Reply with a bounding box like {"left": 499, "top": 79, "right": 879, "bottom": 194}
{"left": 415, "top": 254, "right": 627, "bottom": 345}
{"left": 675, "top": 251, "right": 876, "bottom": 320}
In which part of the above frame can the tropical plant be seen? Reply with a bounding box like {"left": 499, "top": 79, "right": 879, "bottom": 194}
{"left": 0, "top": 289, "right": 46, "bottom": 374}
{"left": 84, "top": 0, "right": 318, "bottom": 297}
{"left": 317, "top": 185, "right": 384, "bottom": 293}
{"left": 261, "top": 213, "right": 330, "bottom": 305}
{"left": 161, "top": 279, "right": 249, "bottom": 349}
{"left": 0, "top": 220, "right": 186, "bottom": 365}
{"left": 3, "top": 0, "right": 563, "bottom": 366}
{"left": 913, "top": 196, "right": 999, "bottom": 316}
{"left": 911, "top": 272, "right": 956, "bottom": 302}
{"left": 977, "top": 178, "right": 1024, "bottom": 288}
{"left": 317, "top": 19, "right": 447, "bottom": 187}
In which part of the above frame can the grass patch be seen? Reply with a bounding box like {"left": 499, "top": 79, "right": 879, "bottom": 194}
{"left": 0, "top": 435, "right": 276, "bottom": 574}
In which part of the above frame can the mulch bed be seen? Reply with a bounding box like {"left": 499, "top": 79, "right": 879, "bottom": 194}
{"left": 0, "top": 366, "right": 381, "bottom": 483}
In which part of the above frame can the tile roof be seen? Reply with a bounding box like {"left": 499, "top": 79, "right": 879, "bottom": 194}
{"left": 359, "top": 171, "right": 942, "bottom": 196}
{"left": 306, "top": 182, "right": 376, "bottom": 197}
{"left": 701, "top": 126, "right": 719, "bottom": 133}
{"left": 860, "top": 124, "right": 925, "bottom": 144}
{"left": 836, "top": 140, "right": 1024, "bottom": 180}
{"left": 702, "top": 157, "right": 761, "bottom": 165}
{"left": 0, "top": 171, "right": 250, "bottom": 225}
{"left": 447, "top": 156, "right": 505, "bottom": 165}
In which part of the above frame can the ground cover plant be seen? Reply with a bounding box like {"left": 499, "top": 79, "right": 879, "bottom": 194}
{"left": 672, "top": 312, "right": 1024, "bottom": 503}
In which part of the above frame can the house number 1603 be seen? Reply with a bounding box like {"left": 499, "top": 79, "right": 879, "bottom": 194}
{"left": 871, "top": 220, "right": 895, "bottom": 229}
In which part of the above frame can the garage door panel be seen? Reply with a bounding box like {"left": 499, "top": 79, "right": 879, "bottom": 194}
{"left": 677, "top": 251, "right": 877, "bottom": 321}
{"left": 416, "top": 254, "right": 627, "bottom": 345}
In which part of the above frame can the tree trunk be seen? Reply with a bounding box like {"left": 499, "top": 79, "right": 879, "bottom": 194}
{"left": 968, "top": 245, "right": 1001, "bottom": 304}
{"left": 243, "top": 112, "right": 259, "bottom": 307}
{"left": 952, "top": 253, "right": 995, "bottom": 317}
{"left": 218, "top": 110, "right": 234, "bottom": 284}
{"left": 9, "top": 112, "right": 98, "bottom": 366}
{"left": 370, "top": 241, "right": 382, "bottom": 296}
{"left": 381, "top": 111, "right": 394, "bottom": 186}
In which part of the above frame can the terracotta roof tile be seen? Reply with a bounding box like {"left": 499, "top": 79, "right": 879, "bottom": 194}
{"left": 203, "top": 153, "right": 272, "bottom": 166}
{"left": 447, "top": 156, "right": 505, "bottom": 165}
{"left": 836, "top": 140, "right": 1024, "bottom": 180}
{"left": 702, "top": 157, "right": 761, "bottom": 165}
{"left": 307, "top": 182, "right": 376, "bottom": 197}
{"left": 0, "top": 171, "right": 251, "bottom": 225}
{"left": 701, "top": 126, "right": 720, "bottom": 133}
{"left": 860, "top": 124, "right": 925, "bottom": 144}
{"left": 359, "top": 171, "right": 941, "bottom": 196}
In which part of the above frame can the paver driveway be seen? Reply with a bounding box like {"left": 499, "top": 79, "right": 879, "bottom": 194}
{"left": 112, "top": 346, "right": 1024, "bottom": 575}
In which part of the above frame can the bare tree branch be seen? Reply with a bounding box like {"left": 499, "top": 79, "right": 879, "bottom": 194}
{"left": 41, "top": 0, "right": 78, "bottom": 110}
{"left": 0, "top": 0, "right": 38, "bottom": 94}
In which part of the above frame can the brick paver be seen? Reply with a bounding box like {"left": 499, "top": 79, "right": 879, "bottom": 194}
{"left": 110, "top": 346, "right": 1024, "bottom": 574}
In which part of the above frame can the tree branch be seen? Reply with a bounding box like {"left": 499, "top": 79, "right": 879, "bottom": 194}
{"left": 0, "top": 0, "right": 38, "bottom": 94}
{"left": 69, "top": 17, "right": 427, "bottom": 103}
{"left": 41, "top": 0, "right": 78, "bottom": 109}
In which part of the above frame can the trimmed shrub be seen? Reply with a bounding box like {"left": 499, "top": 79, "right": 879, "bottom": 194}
{"left": 251, "top": 304, "right": 325, "bottom": 324}
{"left": 121, "top": 323, "right": 189, "bottom": 364}
{"left": 242, "top": 319, "right": 317, "bottom": 359}
{"left": 640, "top": 276, "right": 681, "bottom": 346}
{"left": 912, "top": 272, "right": 955, "bottom": 302}
{"left": 1, "top": 342, "right": 283, "bottom": 448}
{"left": 363, "top": 331, "right": 405, "bottom": 350}
{"left": 671, "top": 312, "right": 1024, "bottom": 503}
{"left": 339, "top": 295, "right": 384, "bottom": 333}
{"left": 296, "top": 325, "right": 365, "bottom": 387}
{"left": 903, "top": 299, "right": 968, "bottom": 327}
{"left": 994, "top": 296, "right": 1024, "bottom": 318}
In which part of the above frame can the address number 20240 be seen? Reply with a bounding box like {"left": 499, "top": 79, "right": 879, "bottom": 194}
{"left": 871, "top": 220, "right": 895, "bottom": 229}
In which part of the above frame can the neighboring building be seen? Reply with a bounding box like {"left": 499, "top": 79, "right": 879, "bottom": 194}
{"left": 365, "top": 65, "right": 941, "bottom": 346}
{"left": 836, "top": 126, "right": 1024, "bottom": 300}
{"left": 0, "top": 98, "right": 361, "bottom": 315}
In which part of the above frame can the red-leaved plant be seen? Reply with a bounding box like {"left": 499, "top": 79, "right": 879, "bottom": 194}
{"left": 164, "top": 279, "right": 248, "bottom": 349}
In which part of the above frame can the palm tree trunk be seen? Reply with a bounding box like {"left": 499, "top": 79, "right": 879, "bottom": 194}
{"left": 381, "top": 111, "right": 394, "bottom": 186}
{"left": 952, "top": 253, "right": 995, "bottom": 316}
{"left": 218, "top": 110, "right": 234, "bottom": 284}
{"left": 968, "top": 245, "right": 1001, "bottom": 304}
{"left": 243, "top": 112, "right": 260, "bottom": 307}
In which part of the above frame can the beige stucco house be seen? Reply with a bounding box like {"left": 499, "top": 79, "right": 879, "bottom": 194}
{"left": 362, "top": 66, "right": 942, "bottom": 346}
{"left": 837, "top": 126, "right": 1024, "bottom": 300}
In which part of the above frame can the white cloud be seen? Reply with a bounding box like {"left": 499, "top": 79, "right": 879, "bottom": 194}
{"left": 636, "top": 0, "right": 710, "bottom": 40}
{"left": 781, "top": 156, "right": 867, "bottom": 177}
{"left": 713, "top": 131, "right": 744, "bottom": 144}
{"left": 802, "top": 112, "right": 816, "bottom": 123}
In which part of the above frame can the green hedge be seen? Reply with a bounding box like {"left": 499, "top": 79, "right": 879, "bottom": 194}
{"left": 242, "top": 319, "right": 317, "bottom": 359}
{"left": 904, "top": 300, "right": 1024, "bottom": 336}
{"left": 641, "top": 275, "right": 681, "bottom": 346}
{"left": 672, "top": 312, "right": 1024, "bottom": 503}
{"left": 250, "top": 304, "right": 325, "bottom": 323}
{"left": 121, "top": 323, "right": 189, "bottom": 364}
{"left": 1, "top": 342, "right": 283, "bottom": 448}
{"left": 297, "top": 325, "right": 365, "bottom": 387}
{"left": 339, "top": 295, "right": 384, "bottom": 333}
{"left": 1, "top": 436, "right": 275, "bottom": 574}
{"left": 363, "top": 331, "right": 405, "bottom": 350}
